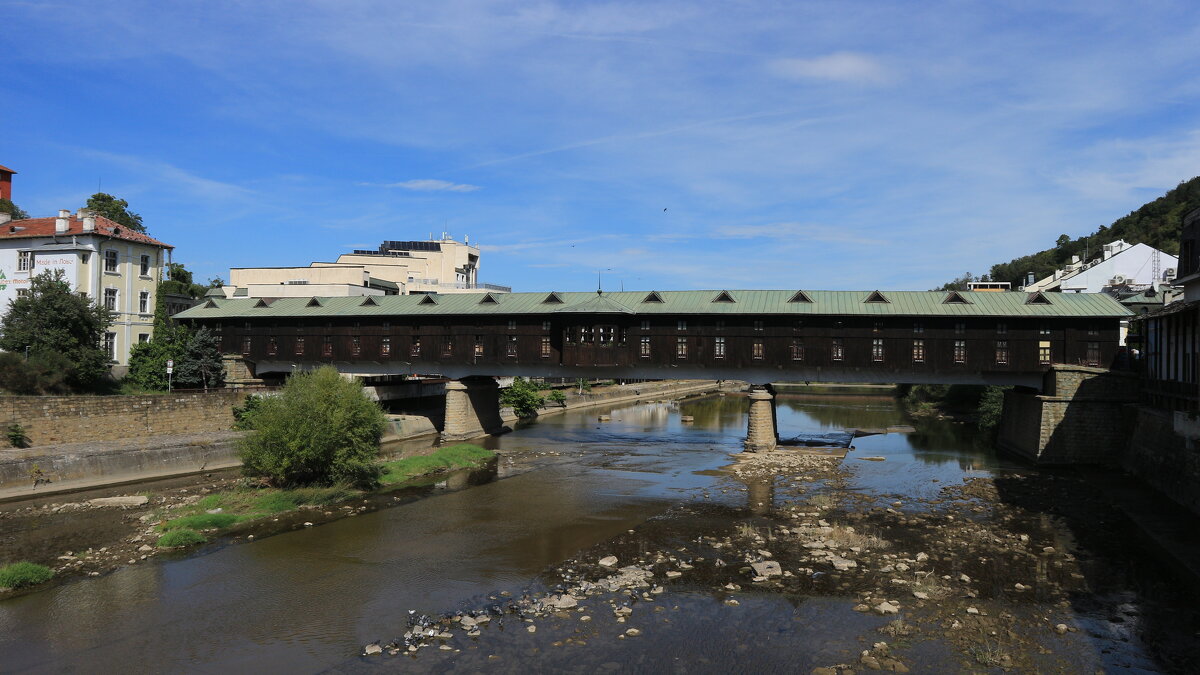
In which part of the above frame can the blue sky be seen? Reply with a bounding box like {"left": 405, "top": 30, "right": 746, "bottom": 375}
{"left": 3, "top": 1, "right": 1200, "bottom": 292}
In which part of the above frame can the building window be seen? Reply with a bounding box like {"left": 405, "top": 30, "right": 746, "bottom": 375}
{"left": 1086, "top": 342, "right": 1100, "bottom": 366}
{"left": 913, "top": 322, "right": 923, "bottom": 334}
{"left": 474, "top": 338, "right": 485, "bottom": 358}
{"left": 641, "top": 320, "right": 650, "bottom": 331}
{"left": 873, "top": 321, "right": 883, "bottom": 333}
{"left": 104, "top": 288, "right": 118, "bottom": 311}
{"left": 955, "top": 322, "right": 965, "bottom": 335}
{"left": 139, "top": 255, "right": 150, "bottom": 277}
{"left": 872, "top": 338, "right": 884, "bottom": 362}
{"left": 267, "top": 336, "right": 278, "bottom": 356}
{"left": 677, "top": 320, "right": 687, "bottom": 331}
{"left": 1087, "top": 324, "right": 1099, "bottom": 337}
{"left": 104, "top": 250, "right": 118, "bottom": 273}
{"left": 138, "top": 333, "right": 150, "bottom": 344}
{"left": 831, "top": 338, "right": 844, "bottom": 362}
{"left": 103, "top": 332, "right": 116, "bottom": 361}
{"left": 382, "top": 321, "right": 391, "bottom": 331}
{"left": 323, "top": 336, "right": 333, "bottom": 357}
{"left": 541, "top": 337, "right": 551, "bottom": 358}
{"left": 995, "top": 340, "right": 1009, "bottom": 365}
{"left": 716, "top": 320, "right": 725, "bottom": 331}
{"left": 580, "top": 326, "right": 594, "bottom": 343}
{"left": 241, "top": 336, "right": 251, "bottom": 354}
{"left": 953, "top": 340, "right": 967, "bottom": 364}
{"left": 1039, "top": 325, "right": 1051, "bottom": 336}
{"left": 295, "top": 336, "right": 305, "bottom": 356}
{"left": 17, "top": 251, "right": 32, "bottom": 272}
{"left": 16, "top": 289, "right": 29, "bottom": 299}
{"left": 997, "top": 322, "right": 1008, "bottom": 335}
{"left": 139, "top": 291, "right": 149, "bottom": 314}
{"left": 410, "top": 338, "right": 421, "bottom": 357}
{"left": 753, "top": 320, "right": 764, "bottom": 331}
{"left": 790, "top": 340, "right": 804, "bottom": 361}
{"left": 506, "top": 336, "right": 518, "bottom": 358}
{"left": 640, "top": 336, "right": 651, "bottom": 358}
{"left": 598, "top": 326, "right": 614, "bottom": 344}
{"left": 542, "top": 321, "right": 551, "bottom": 331}
{"left": 676, "top": 337, "right": 688, "bottom": 359}
{"left": 752, "top": 340, "right": 764, "bottom": 360}
{"left": 912, "top": 339, "right": 925, "bottom": 363}
{"left": 442, "top": 340, "right": 453, "bottom": 357}
{"left": 715, "top": 336, "right": 726, "bottom": 359}
{"left": 508, "top": 320, "right": 517, "bottom": 330}
{"left": 380, "top": 337, "right": 391, "bottom": 356}
{"left": 351, "top": 336, "right": 361, "bottom": 357}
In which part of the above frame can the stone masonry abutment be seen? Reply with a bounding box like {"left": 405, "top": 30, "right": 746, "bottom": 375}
{"left": 440, "top": 377, "right": 506, "bottom": 443}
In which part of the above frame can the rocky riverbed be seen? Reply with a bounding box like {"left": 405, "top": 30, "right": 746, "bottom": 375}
{"left": 360, "top": 448, "right": 1200, "bottom": 673}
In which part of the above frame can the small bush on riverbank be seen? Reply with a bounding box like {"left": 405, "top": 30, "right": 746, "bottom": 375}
{"left": 0, "top": 561, "right": 53, "bottom": 589}
{"left": 239, "top": 366, "right": 387, "bottom": 488}
{"left": 157, "top": 529, "right": 206, "bottom": 548}
{"left": 160, "top": 512, "right": 242, "bottom": 531}
{"left": 379, "top": 444, "right": 495, "bottom": 485}
{"left": 500, "top": 377, "right": 544, "bottom": 417}
{"left": 158, "top": 486, "right": 354, "bottom": 532}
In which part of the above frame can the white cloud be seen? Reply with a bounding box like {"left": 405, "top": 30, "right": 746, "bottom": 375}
{"left": 769, "top": 52, "right": 892, "bottom": 85}
{"left": 369, "top": 179, "right": 481, "bottom": 192}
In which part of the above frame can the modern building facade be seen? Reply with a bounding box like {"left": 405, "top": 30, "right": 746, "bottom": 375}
{"left": 220, "top": 265, "right": 400, "bottom": 298}
{"left": 1024, "top": 240, "right": 1177, "bottom": 294}
{"left": 0, "top": 209, "right": 173, "bottom": 369}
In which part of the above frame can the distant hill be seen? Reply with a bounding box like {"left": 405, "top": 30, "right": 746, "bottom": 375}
{"left": 950, "top": 176, "right": 1200, "bottom": 289}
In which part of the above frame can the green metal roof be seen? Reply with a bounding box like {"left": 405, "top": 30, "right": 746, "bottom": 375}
{"left": 172, "top": 289, "right": 1132, "bottom": 320}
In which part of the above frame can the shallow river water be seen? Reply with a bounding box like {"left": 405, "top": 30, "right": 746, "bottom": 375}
{"left": 0, "top": 392, "right": 1196, "bottom": 673}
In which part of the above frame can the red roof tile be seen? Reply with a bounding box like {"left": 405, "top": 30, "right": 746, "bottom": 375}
{"left": 0, "top": 165, "right": 15, "bottom": 174}
{"left": 0, "top": 214, "right": 172, "bottom": 248}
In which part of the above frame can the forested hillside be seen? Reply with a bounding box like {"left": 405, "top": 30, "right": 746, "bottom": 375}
{"left": 951, "top": 176, "right": 1200, "bottom": 289}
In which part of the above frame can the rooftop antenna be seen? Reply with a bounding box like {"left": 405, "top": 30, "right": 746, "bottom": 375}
{"left": 1152, "top": 248, "right": 1162, "bottom": 288}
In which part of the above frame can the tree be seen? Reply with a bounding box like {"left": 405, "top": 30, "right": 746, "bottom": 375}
{"left": 933, "top": 272, "right": 977, "bottom": 292}
{"left": 166, "top": 262, "right": 192, "bottom": 286}
{"left": 174, "top": 327, "right": 224, "bottom": 390}
{"left": 0, "top": 269, "right": 113, "bottom": 389}
{"left": 85, "top": 193, "right": 144, "bottom": 233}
{"left": 238, "top": 366, "right": 387, "bottom": 487}
{"left": 125, "top": 324, "right": 224, "bottom": 391}
{"left": 500, "top": 377, "right": 544, "bottom": 417}
{"left": 0, "top": 198, "right": 29, "bottom": 220}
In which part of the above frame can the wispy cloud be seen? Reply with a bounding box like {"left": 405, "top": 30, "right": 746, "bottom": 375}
{"left": 768, "top": 52, "right": 893, "bottom": 85}
{"left": 363, "top": 179, "right": 481, "bottom": 192}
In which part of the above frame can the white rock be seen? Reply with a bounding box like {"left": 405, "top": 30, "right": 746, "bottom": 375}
{"left": 915, "top": 552, "right": 929, "bottom": 562}
{"left": 966, "top": 607, "right": 980, "bottom": 615}
{"left": 875, "top": 602, "right": 900, "bottom": 615}
{"left": 598, "top": 556, "right": 619, "bottom": 567}
{"left": 88, "top": 496, "right": 149, "bottom": 507}
{"left": 364, "top": 644, "right": 382, "bottom": 655}
{"left": 625, "top": 628, "right": 642, "bottom": 637}
{"left": 751, "top": 561, "right": 782, "bottom": 578}
{"left": 912, "top": 591, "right": 929, "bottom": 600}
{"left": 303, "top": 522, "right": 314, "bottom": 527}
{"left": 1055, "top": 623, "right": 1069, "bottom": 635}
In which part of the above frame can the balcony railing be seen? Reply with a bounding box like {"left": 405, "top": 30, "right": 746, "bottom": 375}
{"left": 407, "top": 280, "right": 512, "bottom": 292}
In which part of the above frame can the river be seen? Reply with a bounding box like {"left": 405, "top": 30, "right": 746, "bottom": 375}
{"left": 0, "top": 392, "right": 1195, "bottom": 673}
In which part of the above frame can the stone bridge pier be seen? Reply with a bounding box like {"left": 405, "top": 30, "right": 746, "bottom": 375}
{"left": 441, "top": 376, "right": 507, "bottom": 443}
{"left": 745, "top": 384, "right": 778, "bottom": 452}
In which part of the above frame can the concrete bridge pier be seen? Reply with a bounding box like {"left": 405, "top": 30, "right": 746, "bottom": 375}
{"left": 441, "top": 376, "right": 506, "bottom": 444}
{"left": 745, "top": 385, "right": 778, "bottom": 452}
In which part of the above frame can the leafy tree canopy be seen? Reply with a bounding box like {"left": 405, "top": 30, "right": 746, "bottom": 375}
{"left": 0, "top": 198, "right": 29, "bottom": 220}
{"left": 500, "top": 377, "right": 544, "bottom": 417}
{"left": 85, "top": 192, "right": 145, "bottom": 233}
{"left": 162, "top": 263, "right": 221, "bottom": 299}
{"left": 125, "top": 324, "right": 224, "bottom": 391}
{"left": 0, "top": 269, "right": 113, "bottom": 389}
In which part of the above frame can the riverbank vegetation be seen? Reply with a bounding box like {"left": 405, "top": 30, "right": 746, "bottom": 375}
{"left": 0, "top": 561, "right": 54, "bottom": 589}
{"left": 898, "top": 384, "right": 1009, "bottom": 435}
{"left": 379, "top": 444, "right": 496, "bottom": 485}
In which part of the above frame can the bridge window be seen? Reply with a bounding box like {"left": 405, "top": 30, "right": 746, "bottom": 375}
{"left": 677, "top": 320, "right": 687, "bottom": 331}
{"left": 995, "top": 340, "right": 1008, "bottom": 365}
{"left": 599, "top": 326, "right": 615, "bottom": 344}
{"left": 543, "top": 321, "right": 551, "bottom": 331}
{"left": 872, "top": 338, "right": 884, "bottom": 362}
{"left": 474, "top": 337, "right": 484, "bottom": 358}
{"left": 410, "top": 338, "right": 421, "bottom": 357}
{"left": 506, "top": 336, "right": 517, "bottom": 358}
{"left": 244, "top": 322, "right": 251, "bottom": 331}
{"left": 322, "top": 336, "right": 332, "bottom": 358}
{"left": 641, "top": 320, "right": 651, "bottom": 331}
{"left": 241, "top": 336, "right": 251, "bottom": 355}
{"left": 752, "top": 340, "right": 764, "bottom": 360}
{"left": 295, "top": 336, "right": 305, "bottom": 356}
{"left": 997, "top": 322, "right": 1008, "bottom": 335}
{"left": 912, "top": 339, "right": 925, "bottom": 363}
{"left": 351, "top": 336, "right": 361, "bottom": 357}
{"left": 955, "top": 322, "right": 965, "bottom": 335}
{"left": 267, "top": 336, "right": 278, "bottom": 356}
{"left": 1039, "top": 325, "right": 1050, "bottom": 336}
{"left": 508, "top": 320, "right": 517, "bottom": 330}
{"left": 381, "top": 337, "right": 391, "bottom": 356}
{"left": 564, "top": 327, "right": 574, "bottom": 344}
{"left": 953, "top": 340, "right": 967, "bottom": 364}
{"left": 1038, "top": 341, "right": 1051, "bottom": 364}
{"left": 1086, "top": 342, "right": 1100, "bottom": 366}
{"left": 791, "top": 340, "right": 804, "bottom": 361}
{"left": 581, "top": 326, "right": 594, "bottom": 343}
{"left": 873, "top": 321, "right": 883, "bottom": 333}
{"left": 754, "top": 320, "right": 764, "bottom": 331}
{"left": 442, "top": 340, "right": 453, "bottom": 357}
{"left": 715, "top": 337, "right": 726, "bottom": 359}
{"left": 382, "top": 321, "right": 391, "bottom": 331}
{"left": 640, "top": 337, "right": 651, "bottom": 358}
{"left": 716, "top": 320, "right": 725, "bottom": 330}
{"left": 540, "top": 337, "right": 551, "bottom": 358}
{"left": 831, "top": 339, "right": 844, "bottom": 362}
{"left": 913, "top": 322, "right": 923, "bottom": 334}
{"left": 676, "top": 337, "right": 688, "bottom": 359}
{"left": 1087, "top": 324, "right": 1099, "bottom": 336}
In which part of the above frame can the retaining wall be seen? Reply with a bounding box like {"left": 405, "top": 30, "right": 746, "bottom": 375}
{"left": 1124, "top": 407, "right": 1200, "bottom": 515}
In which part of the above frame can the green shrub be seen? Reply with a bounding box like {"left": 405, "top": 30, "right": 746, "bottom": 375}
{"left": 0, "top": 350, "right": 74, "bottom": 395}
{"left": 500, "top": 377, "right": 544, "bottom": 417}
{"left": 232, "top": 394, "right": 264, "bottom": 430}
{"left": 547, "top": 390, "right": 567, "bottom": 406}
{"left": 157, "top": 529, "right": 207, "bottom": 548}
{"left": 0, "top": 561, "right": 54, "bottom": 589}
{"left": 238, "top": 366, "right": 387, "bottom": 488}
{"left": 977, "top": 386, "right": 1010, "bottom": 433}
{"left": 7, "top": 423, "right": 29, "bottom": 448}
{"left": 160, "top": 512, "right": 241, "bottom": 531}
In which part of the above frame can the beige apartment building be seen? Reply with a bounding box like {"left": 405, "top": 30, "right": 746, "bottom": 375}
{"left": 226, "top": 265, "right": 399, "bottom": 297}
{"left": 0, "top": 208, "right": 173, "bottom": 370}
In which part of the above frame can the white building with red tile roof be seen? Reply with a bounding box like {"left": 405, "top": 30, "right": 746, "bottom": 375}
{"left": 0, "top": 207, "right": 174, "bottom": 370}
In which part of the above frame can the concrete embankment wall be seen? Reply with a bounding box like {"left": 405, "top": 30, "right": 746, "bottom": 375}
{"left": 1124, "top": 407, "right": 1200, "bottom": 515}
{"left": 1, "top": 391, "right": 253, "bottom": 447}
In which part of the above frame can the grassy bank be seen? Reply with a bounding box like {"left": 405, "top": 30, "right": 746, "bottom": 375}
{"left": 155, "top": 444, "right": 496, "bottom": 539}
{"left": 0, "top": 562, "right": 54, "bottom": 589}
